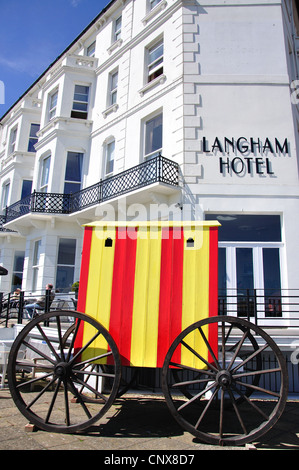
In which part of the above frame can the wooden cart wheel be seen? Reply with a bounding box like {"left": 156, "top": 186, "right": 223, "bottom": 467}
{"left": 162, "top": 316, "right": 288, "bottom": 446}
{"left": 171, "top": 322, "right": 262, "bottom": 403}
{"left": 62, "top": 324, "right": 137, "bottom": 401}
{"left": 7, "top": 310, "right": 121, "bottom": 434}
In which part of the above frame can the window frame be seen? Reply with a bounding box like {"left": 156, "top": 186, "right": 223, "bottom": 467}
{"left": 1, "top": 181, "right": 10, "bottom": 211}
{"left": 21, "top": 180, "right": 32, "bottom": 199}
{"left": 108, "top": 69, "right": 118, "bottom": 106}
{"left": 11, "top": 250, "right": 25, "bottom": 292}
{"left": 104, "top": 139, "right": 115, "bottom": 178}
{"left": 144, "top": 112, "right": 163, "bottom": 160}
{"left": 150, "top": 0, "right": 162, "bottom": 10}
{"left": 64, "top": 151, "right": 84, "bottom": 194}
{"left": 86, "top": 41, "right": 96, "bottom": 57}
{"left": 147, "top": 38, "right": 164, "bottom": 83}
{"left": 28, "top": 123, "right": 40, "bottom": 152}
{"left": 48, "top": 89, "right": 58, "bottom": 121}
{"left": 9, "top": 126, "right": 18, "bottom": 154}
{"left": 40, "top": 155, "right": 51, "bottom": 193}
{"left": 71, "top": 84, "right": 90, "bottom": 120}
{"left": 32, "top": 239, "right": 42, "bottom": 292}
{"left": 113, "top": 15, "right": 122, "bottom": 42}
{"left": 55, "top": 238, "right": 77, "bottom": 292}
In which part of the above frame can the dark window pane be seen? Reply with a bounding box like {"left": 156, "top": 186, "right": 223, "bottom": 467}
{"left": 56, "top": 266, "right": 75, "bottom": 291}
{"left": 218, "top": 248, "right": 227, "bottom": 315}
{"left": 263, "top": 248, "right": 282, "bottom": 317}
{"left": 64, "top": 182, "right": 81, "bottom": 194}
{"left": 65, "top": 152, "right": 83, "bottom": 182}
{"left": 57, "top": 238, "right": 76, "bottom": 265}
{"left": 236, "top": 248, "right": 255, "bottom": 317}
{"left": 236, "top": 248, "right": 254, "bottom": 291}
{"left": 13, "top": 252, "right": 25, "bottom": 272}
{"left": 145, "top": 114, "right": 162, "bottom": 156}
{"left": 21, "top": 180, "right": 32, "bottom": 199}
{"left": 206, "top": 214, "right": 281, "bottom": 242}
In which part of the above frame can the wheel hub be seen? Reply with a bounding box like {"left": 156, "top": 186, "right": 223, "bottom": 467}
{"left": 54, "top": 362, "right": 69, "bottom": 379}
{"left": 216, "top": 370, "right": 232, "bottom": 389}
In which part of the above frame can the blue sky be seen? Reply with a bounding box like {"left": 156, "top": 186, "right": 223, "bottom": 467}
{"left": 0, "top": 0, "right": 111, "bottom": 118}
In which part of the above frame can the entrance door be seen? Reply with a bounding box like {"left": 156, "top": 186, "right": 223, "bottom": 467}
{"left": 206, "top": 214, "right": 283, "bottom": 319}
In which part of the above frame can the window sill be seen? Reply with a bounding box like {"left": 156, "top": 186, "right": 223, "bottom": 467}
{"left": 139, "top": 74, "right": 166, "bottom": 97}
{"left": 107, "top": 39, "right": 123, "bottom": 55}
{"left": 102, "top": 103, "right": 119, "bottom": 118}
{"left": 142, "top": 0, "right": 168, "bottom": 25}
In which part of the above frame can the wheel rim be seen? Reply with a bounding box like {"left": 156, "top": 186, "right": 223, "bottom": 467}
{"left": 8, "top": 310, "right": 121, "bottom": 433}
{"left": 162, "top": 316, "right": 288, "bottom": 446}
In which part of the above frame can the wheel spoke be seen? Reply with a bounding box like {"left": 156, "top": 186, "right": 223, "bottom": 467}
{"left": 219, "top": 388, "right": 224, "bottom": 438}
{"left": 180, "top": 340, "right": 219, "bottom": 373}
{"left": 177, "top": 381, "right": 217, "bottom": 411}
{"left": 56, "top": 316, "right": 66, "bottom": 361}
{"left": 26, "top": 377, "right": 57, "bottom": 409}
{"left": 227, "top": 329, "right": 249, "bottom": 371}
{"left": 72, "top": 374, "right": 108, "bottom": 402}
{"left": 195, "top": 386, "right": 220, "bottom": 430}
{"left": 45, "top": 378, "right": 62, "bottom": 423}
{"left": 36, "top": 323, "right": 61, "bottom": 362}
{"left": 63, "top": 379, "right": 71, "bottom": 426}
{"left": 228, "top": 387, "right": 247, "bottom": 435}
{"left": 169, "top": 361, "right": 215, "bottom": 377}
{"left": 221, "top": 322, "right": 226, "bottom": 365}
{"left": 67, "top": 378, "right": 93, "bottom": 418}
{"left": 65, "top": 319, "right": 81, "bottom": 362}
{"left": 198, "top": 326, "right": 221, "bottom": 369}
{"left": 16, "top": 371, "right": 54, "bottom": 389}
{"left": 172, "top": 376, "right": 214, "bottom": 388}
{"left": 231, "top": 343, "right": 269, "bottom": 373}
{"left": 71, "top": 330, "right": 102, "bottom": 364}
{"left": 232, "top": 384, "right": 270, "bottom": 420}
{"left": 232, "top": 367, "right": 281, "bottom": 379}
{"left": 72, "top": 350, "right": 113, "bottom": 369}
{"left": 22, "top": 340, "right": 56, "bottom": 365}
{"left": 235, "top": 379, "right": 282, "bottom": 398}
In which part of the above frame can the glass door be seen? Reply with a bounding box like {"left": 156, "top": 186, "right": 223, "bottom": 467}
{"left": 236, "top": 247, "right": 255, "bottom": 317}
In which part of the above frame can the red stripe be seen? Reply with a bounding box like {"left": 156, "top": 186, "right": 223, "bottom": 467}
{"left": 75, "top": 226, "right": 93, "bottom": 354}
{"left": 208, "top": 226, "right": 219, "bottom": 361}
{"left": 157, "top": 227, "right": 184, "bottom": 367}
{"left": 109, "top": 227, "right": 137, "bottom": 366}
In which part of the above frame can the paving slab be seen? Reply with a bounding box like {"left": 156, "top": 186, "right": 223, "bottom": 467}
{"left": 1, "top": 389, "right": 299, "bottom": 453}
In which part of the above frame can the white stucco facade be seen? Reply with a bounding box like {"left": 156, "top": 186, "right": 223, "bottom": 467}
{"left": 0, "top": 0, "right": 298, "bottom": 331}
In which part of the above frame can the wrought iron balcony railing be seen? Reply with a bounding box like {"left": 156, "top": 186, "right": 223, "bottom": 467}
{"left": 3, "top": 156, "right": 179, "bottom": 225}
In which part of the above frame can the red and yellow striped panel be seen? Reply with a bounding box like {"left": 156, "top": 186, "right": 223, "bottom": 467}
{"left": 76, "top": 221, "right": 219, "bottom": 369}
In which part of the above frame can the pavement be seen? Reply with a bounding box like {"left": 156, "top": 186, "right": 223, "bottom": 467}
{"left": 0, "top": 387, "right": 299, "bottom": 453}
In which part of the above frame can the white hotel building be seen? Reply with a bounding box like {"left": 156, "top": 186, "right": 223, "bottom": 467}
{"left": 0, "top": 0, "right": 298, "bottom": 341}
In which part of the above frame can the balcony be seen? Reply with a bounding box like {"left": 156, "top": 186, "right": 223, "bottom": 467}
{"left": 2, "top": 156, "right": 180, "bottom": 227}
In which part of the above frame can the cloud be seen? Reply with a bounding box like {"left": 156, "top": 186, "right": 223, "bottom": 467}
{"left": 69, "top": 0, "right": 83, "bottom": 6}
{"left": 0, "top": 42, "right": 58, "bottom": 78}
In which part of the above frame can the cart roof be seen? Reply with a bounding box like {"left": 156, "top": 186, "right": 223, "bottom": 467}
{"left": 83, "top": 221, "right": 221, "bottom": 228}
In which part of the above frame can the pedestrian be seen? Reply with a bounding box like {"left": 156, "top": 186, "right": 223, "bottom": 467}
{"left": 25, "top": 284, "right": 55, "bottom": 318}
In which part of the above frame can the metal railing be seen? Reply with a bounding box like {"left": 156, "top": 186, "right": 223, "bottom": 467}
{"left": 0, "top": 290, "right": 76, "bottom": 327}
{"left": 218, "top": 288, "right": 299, "bottom": 327}
{"left": 3, "top": 156, "right": 179, "bottom": 225}
{"left": 2, "top": 288, "right": 299, "bottom": 328}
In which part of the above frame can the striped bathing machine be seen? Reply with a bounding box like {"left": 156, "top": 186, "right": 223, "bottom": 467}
{"left": 75, "top": 221, "right": 219, "bottom": 369}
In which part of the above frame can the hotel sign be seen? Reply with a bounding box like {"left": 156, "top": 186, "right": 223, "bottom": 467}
{"left": 202, "top": 137, "right": 289, "bottom": 175}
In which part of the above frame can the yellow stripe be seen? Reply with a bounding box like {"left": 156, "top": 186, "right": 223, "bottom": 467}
{"left": 82, "top": 226, "right": 116, "bottom": 362}
{"left": 130, "top": 226, "right": 162, "bottom": 367}
{"left": 181, "top": 227, "right": 210, "bottom": 368}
